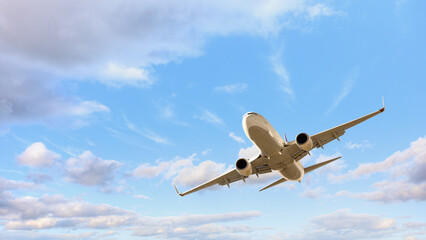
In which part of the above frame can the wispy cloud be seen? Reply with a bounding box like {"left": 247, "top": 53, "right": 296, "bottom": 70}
{"left": 214, "top": 83, "right": 248, "bottom": 94}
{"left": 345, "top": 140, "right": 373, "bottom": 150}
{"left": 229, "top": 132, "right": 245, "bottom": 143}
{"left": 326, "top": 70, "right": 357, "bottom": 114}
{"left": 194, "top": 110, "right": 223, "bottom": 125}
{"left": 133, "top": 194, "right": 150, "bottom": 200}
{"left": 123, "top": 115, "right": 171, "bottom": 145}
{"left": 270, "top": 49, "right": 295, "bottom": 99}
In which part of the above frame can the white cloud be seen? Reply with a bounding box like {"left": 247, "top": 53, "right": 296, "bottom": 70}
{"left": 238, "top": 144, "right": 261, "bottom": 159}
{"left": 330, "top": 136, "right": 426, "bottom": 182}
{"left": 64, "top": 151, "right": 122, "bottom": 186}
{"left": 215, "top": 83, "right": 248, "bottom": 94}
{"left": 133, "top": 194, "right": 150, "bottom": 200}
{"left": 26, "top": 172, "right": 52, "bottom": 184}
{"left": 336, "top": 180, "right": 426, "bottom": 204}
{"left": 300, "top": 187, "right": 324, "bottom": 199}
{"left": 17, "top": 142, "right": 60, "bottom": 167}
{"left": 314, "top": 153, "right": 346, "bottom": 174}
{"left": 334, "top": 136, "right": 426, "bottom": 203}
{"left": 195, "top": 110, "right": 223, "bottom": 125}
{"left": 133, "top": 154, "right": 196, "bottom": 179}
{"left": 0, "top": 190, "right": 261, "bottom": 239}
{"left": 173, "top": 160, "right": 229, "bottom": 188}
{"left": 0, "top": 177, "right": 36, "bottom": 192}
{"left": 278, "top": 209, "right": 398, "bottom": 240}
{"left": 133, "top": 161, "right": 169, "bottom": 178}
{"left": 229, "top": 132, "right": 245, "bottom": 143}
{"left": 6, "top": 217, "right": 57, "bottom": 230}
{"left": 101, "top": 62, "right": 153, "bottom": 88}
{"left": 311, "top": 209, "right": 396, "bottom": 231}
{"left": 0, "top": 1, "right": 338, "bottom": 67}
{"left": 345, "top": 140, "right": 373, "bottom": 150}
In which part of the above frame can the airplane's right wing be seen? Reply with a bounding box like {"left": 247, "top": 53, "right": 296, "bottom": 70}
{"left": 174, "top": 155, "right": 271, "bottom": 196}
{"left": 288, "top": 99, "right": 385, "bottom": 161}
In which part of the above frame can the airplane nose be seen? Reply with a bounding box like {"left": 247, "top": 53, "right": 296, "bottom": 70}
{"left": 243, "top": 112, "right": 259, "bottom": 128}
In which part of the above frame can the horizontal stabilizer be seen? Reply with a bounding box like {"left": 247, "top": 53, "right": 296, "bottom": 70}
{"left": 258, "top": 156, "right": 341, "bottom": 192}
{"left": 259, "top": 178, "right": 287, "bottom": 192}
{"left": 304, "top": 156, "right": 341, "bottom": 174}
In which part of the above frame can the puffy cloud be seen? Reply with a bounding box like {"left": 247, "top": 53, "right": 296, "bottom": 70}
{"left": 173, "top": 160, "right": 229, "bottom": 187}
{"left": 101, "top": 62, "right": 153, "bottom": 88}
{"left": 330, "top": 136, "right": 426, "bottom": 182}
{"left": 26, "top": 172, "right": 52, "bottom": 184}
{"left": 6, "top": 217, "right": 57, "bottom": 230}
{"left": 214, "top": 83, "right": 248, "bottom": 94}
{"left": 229, "top": 132, "right": 245, "bottom": 143}
{"left": 300, "top": 187, "right": 324, "bottom": 199}
{"left": 133, "top": 162, "right": 169, "bottom": 178}
{"left": 238, "top": 144, "right": 261, "bottom": 159}
{"left": 279, "top": 209, "right": 398, "bottom": 240}
{"left": 0, "top": 0, "right": 338, "bottom": 68}
{"left": 64, "top": 151, "right": 122, "bottom": 186}
{"left": 311, "top": 209, "right": 396, "bottom": 231}
{"left": 334, "top": 136, "right": 426, "bottom": 203}
{"left": 0, "top": 190, "right": 261, "bottom": 239}
{"left": 0, "top": 177, "right": 36, "bottom": 192}
{"left": 0, "top": 193, "right": 128, "bottom": 221}
{"left": 133, "top": 194, "right": 150, "bottom": 200}
{"left": 133, "top": 211, "right": 261, "bottom": 239}
{"left": 17, "top": 142, "right": 60, "bottom": 167}
{"left": 133, "top": 154, "right": 196, "bottom": 179}
{"left": 336, "top": 180, "right": 426, "bottom": 204}
{"left": 0, "top": 71, "right": 109, "bottom": 125}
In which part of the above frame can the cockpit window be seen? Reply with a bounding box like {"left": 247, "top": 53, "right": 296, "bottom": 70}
{"left": 246, "top": 112, "right": 258, "bottom": 116}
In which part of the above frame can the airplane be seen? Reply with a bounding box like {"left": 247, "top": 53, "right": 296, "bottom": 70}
{"left": 174, "top": 99, "right": 385, "bottom": 196}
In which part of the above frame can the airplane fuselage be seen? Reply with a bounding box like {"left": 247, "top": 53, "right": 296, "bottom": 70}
{"left": 242, "top": 112, "right": 304, "bottom": 182}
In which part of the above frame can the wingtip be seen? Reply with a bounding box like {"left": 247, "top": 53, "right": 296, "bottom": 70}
{"left": 174, "top": 185, "right": 184, "bottom": 197}
{"left": 380, "top": 96, "right": 385, "bottom": 112}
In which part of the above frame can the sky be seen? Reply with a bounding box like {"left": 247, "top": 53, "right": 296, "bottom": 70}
{"left": 0, "top": 0, "right": 425, "bottom": 239}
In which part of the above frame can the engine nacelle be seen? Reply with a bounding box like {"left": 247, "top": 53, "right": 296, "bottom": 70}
{"left": 235, "top": 158, "right": 252, "bottom": 177}
{"left": 296, "top": 132, "right": 313, "bottom": 152}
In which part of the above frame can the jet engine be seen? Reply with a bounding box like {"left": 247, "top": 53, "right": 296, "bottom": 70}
{"left": 296, "top": 132, "right": 313, "bottom": 152}
{"left": 235, "top": 158, "right": 252, "bottom": 177}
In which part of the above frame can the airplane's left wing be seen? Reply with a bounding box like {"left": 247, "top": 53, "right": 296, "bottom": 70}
{"left": 174, "top": 155, "right": 270, "bottom": 196}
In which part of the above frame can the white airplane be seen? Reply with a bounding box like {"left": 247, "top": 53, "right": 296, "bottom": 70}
{"left": 174, "top": 100, "right": 385, "bottom": 196}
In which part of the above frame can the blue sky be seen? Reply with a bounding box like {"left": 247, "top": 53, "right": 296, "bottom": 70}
{"left": 0, "top": 0, "right": 425, "bottom": 239}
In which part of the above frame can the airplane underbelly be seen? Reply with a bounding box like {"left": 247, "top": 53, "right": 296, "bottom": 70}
{"left": 279, "top": 161, "right": 304, "bottom": 181}
{"left": 247, "top": 126, "right": 282, "bottom": 156}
